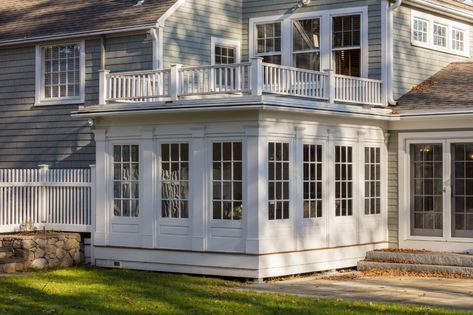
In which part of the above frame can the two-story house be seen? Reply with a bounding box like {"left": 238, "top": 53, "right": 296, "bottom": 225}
{"left": 0, "top": 0, "right": 472, "bottom": 279}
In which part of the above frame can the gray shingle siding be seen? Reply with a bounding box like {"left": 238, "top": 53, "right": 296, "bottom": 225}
{"left": 392, "top": 5, "right": 473, "bottom": 100}
{"left": 387, "top": 131, "right": 399, "bottom": 248}
{"left": 0, "top": 33, "right": 152, "bottom": 169}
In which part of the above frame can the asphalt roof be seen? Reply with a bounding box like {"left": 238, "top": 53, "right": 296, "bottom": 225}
{"left": 0, "top": 0, "right": 177, "bottom": 43}
{"left": 394, "top": 62, "right": 473, "bottom": 113}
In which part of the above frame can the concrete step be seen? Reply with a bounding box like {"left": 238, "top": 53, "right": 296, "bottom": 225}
{"left": 0, "top": 257, "right": 25, "bottom": 274}
{"left": 358, "top": 260, "right": 473, "bottom": 277}
{"left": 0, "top": 248, "right": 14, "bottom": 259}
{"left": 366, "top": 250, "right": 473, "bottom": 268}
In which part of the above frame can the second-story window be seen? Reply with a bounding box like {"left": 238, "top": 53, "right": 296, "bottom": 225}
{"left": 37, "top": 42, "right": 84, "bottom": 105}
{"left": 413, "top": 18, "right": 428, "bottom": 43}
{"left": 433, "top": 23, "right": 447, "bottom": 48}
{"left": 452, "top": 29, "right": 465, "bottom": 52}
{"left": 293, "top": 18, "right": 321, "bottom": 71}
{"left": 332, "top": 15, "right": 361, "bottom": 77}
{"left": 256, "top": 23, "right": 282, "bottom": 64}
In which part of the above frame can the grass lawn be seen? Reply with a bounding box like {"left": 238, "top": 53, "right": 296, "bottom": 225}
{"left": 0, "top": 267, "right": 469, "bottom": 315}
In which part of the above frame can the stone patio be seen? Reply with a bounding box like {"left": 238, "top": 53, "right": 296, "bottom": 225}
{"left": 244, "top": 273, "right": 473, "bottom": 311}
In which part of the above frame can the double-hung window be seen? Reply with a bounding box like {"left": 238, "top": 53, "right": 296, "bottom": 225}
{"left": 256, "top": 23, "right": 282, "bottom": 65}
{"left": 332, "top": 15, "right": 361, "bottom": 77}
{"left": 292, "top": 18, "right": 321, "bottom": 71}
{"left": 113, "top": 145, "right": 140, "bottom": 217}
{"left": 36, "top": 42, "right": 84, "bottom": 105}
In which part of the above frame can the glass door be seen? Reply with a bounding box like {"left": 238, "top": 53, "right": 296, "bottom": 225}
{"left": 410, "top": 143, "right": 444, "bottom": 237}
{"left": 451, "top": 143, "right": 473, "bottom": 238}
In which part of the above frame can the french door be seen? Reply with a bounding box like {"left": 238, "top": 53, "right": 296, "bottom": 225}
{"left": 406, "top": 140, "right": 473, "bottom": 243}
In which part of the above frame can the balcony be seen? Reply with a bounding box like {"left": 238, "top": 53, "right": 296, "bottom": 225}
{"left": 98, "top": 58, "right": 385, "bottom": 108}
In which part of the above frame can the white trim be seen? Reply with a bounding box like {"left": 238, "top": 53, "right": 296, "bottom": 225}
{"left": 35, "top": 40, "right": 86, "bottom": 106}
{"left": 405, "top": 0, "right": 473, "bottom": 23}
{"left": 157, "top": 0, "right": 187, "bottom": 27}
{"left": 410, "top": 9, "right": 470, "bottom": 57}
{"left": 248, "top": 6, "right": 369, "bottom": 77}
{"left": 210, "top": 37, "right": 241, "bottom": 65}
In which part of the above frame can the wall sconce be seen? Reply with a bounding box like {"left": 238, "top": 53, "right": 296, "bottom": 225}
{"left": 297, "top": 0, "right": 311, "bottom": 8}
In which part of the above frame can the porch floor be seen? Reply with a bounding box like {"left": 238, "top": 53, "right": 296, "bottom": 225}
{"left": 244, "top": 272, "right": 473, "bottom": 311}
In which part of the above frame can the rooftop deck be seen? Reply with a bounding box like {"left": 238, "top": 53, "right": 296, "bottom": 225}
{"left": 98, "top": 58, "right": 385, "bottom": 108}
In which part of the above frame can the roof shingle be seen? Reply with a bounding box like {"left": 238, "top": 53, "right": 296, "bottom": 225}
{"left": 394, "top": 62, "right": 473, "bottom": 113}
{"left": 0, "top": 0, "right": 177, "bottom": 43}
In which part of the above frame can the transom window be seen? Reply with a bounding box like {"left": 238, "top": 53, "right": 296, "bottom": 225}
{"left": 268, "top": 142, "right": 289, "bottom": 220}
{"left": 256, "top": 23, "right": 282, "bottom": 64}
{"left": 293, "top": 18, "right": 321, "bottom": 71}
{"left": 332, "top": 15, "right": 361, "bottom": 77}
{"left": 365, "top": 147, "right": 381, "bottom": 215}
{"left": 335, "top": 145, "right": 353, "bottom": 217}
{"left": 37, "top": 42, "right": 84, "bottom": 104}
{"left": 212, "top": 142, "right": 243, "bottom": 220}
{"left": 433, "top": 23, "right": 447, "bottom": 48}
{"left": 161, "top": 143, "right": 189, "bottom": 219}
{"left": 413, "top": 18, "right": 428, "bottom": 43}
{"left": 113, "top": 145, "right": 139, "bottom": 217}
{"left": 303, "top": 144, "right": 323, "bottom": 218}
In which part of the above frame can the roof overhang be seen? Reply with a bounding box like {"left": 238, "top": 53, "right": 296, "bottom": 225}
{"left": 404, "top": 0, "right": 473, "bottom": 22}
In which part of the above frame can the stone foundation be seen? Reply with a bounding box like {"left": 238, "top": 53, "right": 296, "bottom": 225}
{"left": 0, "top": 232, "right": 84, "bottom": 270}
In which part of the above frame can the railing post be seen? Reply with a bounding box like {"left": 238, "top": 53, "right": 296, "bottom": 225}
{"left": 38, "top": 164, "right": 49, "bottom": 224}
{"left": 251, "top": 57, "right": 263, "bottom": 96}
{"left": 170, "top": 64, "right": 182, "bottom": 101}
{"left": 99, "top": 69, "right": 110, "bottom": 105}
{"left": 324, "top": 69, "right": 335, "bottom": 104}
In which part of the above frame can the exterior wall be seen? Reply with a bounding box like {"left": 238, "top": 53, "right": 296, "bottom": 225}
{"left": 387, "top": 131, "right": 399, "bottom": 248}
{"left": 242, "top": 0, "right": 383, "bottom": 79}
{"left": 0, "top": 33, "right": 152, "bottom": 169}
{"left": 93, "top": 109, "right": 389, "bottom": 277}
{"left": 392, "top": 5, "right": 473, "bottom": 99}
{"left": 162, "top": 0, "right": 243, "bottom": 67}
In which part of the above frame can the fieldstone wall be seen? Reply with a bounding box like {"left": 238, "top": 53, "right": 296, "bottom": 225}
{"left": 0, "top": 233, "right": 84, "bottom": 269}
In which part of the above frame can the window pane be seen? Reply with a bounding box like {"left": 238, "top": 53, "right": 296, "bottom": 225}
{"left": 365, "top": 147, "right": 381, "bottom": 215}
{"left": 333, "top": 49, "right": 361, "bottom": 77}
{"left": 332, "top": 15, "right": 361, "bottom": 48}
{"left": 335, "top": 146, "right": 353, "bottom": 217}
{"left": 293, "top": 19, "right": 320, "bottom": 51}
{"left": 268, "top": 142, "right": 290, "bottom": 220}
{"left": 303, "top": 144, "right": 323, "bottom": 219}
{"left": 293, "top": 52, "right": 320, "bottom": 71}
{"left": 113, "top": 145, "right": 139, "bottom": 217}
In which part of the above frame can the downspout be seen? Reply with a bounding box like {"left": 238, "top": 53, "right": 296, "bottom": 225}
{"left": 149, "top": 26, "right": 164, "bottom": 70}
{"left": 387, "top": 0, "right": 402, "bottom": 105}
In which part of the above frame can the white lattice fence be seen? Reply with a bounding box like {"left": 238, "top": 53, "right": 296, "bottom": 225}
{"left": 0, "top": 166, "right": 95, "bottom": 233}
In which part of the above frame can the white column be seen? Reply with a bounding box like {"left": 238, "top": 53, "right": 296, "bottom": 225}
{"left": 140, "top": 128, "right": 155, "bottom": 248}
{"left": 294, "top": 126, "right": 305, "bottom": 251}
{"left": 170, "top": 64, "right": 182, "bottom": 101}
{"left": 250, "top": 58, "right": 263, "bottom": 97}
{"left": 38, "top": 164, "right": 49, "bottom": 224}
{"left": 325, "top": 69, "right": 335, "bottom": 104}
{"left": 99, "top": 70, "right": 110, "bottom": 105}
{"left": 190, "top": 126, "right": 207, "bottom": 251}
{"left": 93, "top": 129, "right": 108, "bottom": 246}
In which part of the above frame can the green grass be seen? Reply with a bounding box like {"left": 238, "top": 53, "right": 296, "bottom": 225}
{"left": 0, "top": 267, "right": 469, "bottom": 315}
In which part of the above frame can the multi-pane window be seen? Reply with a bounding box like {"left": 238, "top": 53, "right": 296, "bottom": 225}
{"left": 413, "top": 18, "right": 428, "bottom": 43}
{"left": 268, "top": 142, "right": 289, "bottom": 220}
{"left": 332, "top": 15, "right": 361, "bottom": 77}
{"left": 335, "top": 146, "right": 353, "bottom": 217}
{"left": 365, "top": 147, "right": 381, "bottom": 215}
{"left": 452, "top": 29, "right": 465, "bottom": 52}
{"left": 293, "top": 18, "right": 321, "bottom": 71}
{"left": 452, "top": 144, "right": 473, "bottom": 237}
{"left": 433, "top": 23, "right": 447, "bottom": 48}
{"left": 161, "top": 143, "right": 189, "bottom": 219}
{"left": 303, "top": 144, "right": 323, "bottom": 218}
{"left": 256, "top": 23, "right": 282, "bottom": 64}
{"left": 113, "top": 145, "right": 139, "bottom": 217}
{"left": 42, "top": 44, "right": 81, "bottom": 100}
{"left": 214, "top": 45, "right": 236, "bottom": 65}
{"left": 212, "top": 142, "right": 243, "bottom": 220}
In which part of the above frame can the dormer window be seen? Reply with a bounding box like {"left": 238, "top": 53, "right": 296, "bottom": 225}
{"left": 35, "top": 41, "right": 85, "bottom": 105}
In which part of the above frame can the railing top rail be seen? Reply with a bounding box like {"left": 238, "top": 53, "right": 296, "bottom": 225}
{"left": 262, "top": 63, "right": 327, "bottom": 76}
{"left": 334, "top": 74, "right": 383, "bottom": 84}
{"left": 179, "top": 62, "right": 252, "bottom": 71}
{"left": 107, "top": 68, "right": 171, "bottom": 77}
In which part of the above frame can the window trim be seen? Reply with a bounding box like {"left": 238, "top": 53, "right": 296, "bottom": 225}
{"left": 35, "top": 40, "right": 86, "bottom": 106}
{"left": 249, "top": 6, "right": 369, "bottom": 77}
{"left": 411, "top": 10, "right": 469, "bottom": 57}
{"left": 210, "top": 37, "right": 241, "bottom": 65}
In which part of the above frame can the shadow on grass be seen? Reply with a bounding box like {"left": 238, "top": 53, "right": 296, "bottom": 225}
{"left": 0, "top": 267, "right": 465, "bottom": 315}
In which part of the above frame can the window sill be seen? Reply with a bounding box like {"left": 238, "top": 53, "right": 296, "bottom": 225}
{"left": 411, "top": 41, "right": 470, "bottom": 58}
{"left": 35, "top": 98, "right": 85, "bottom": 107}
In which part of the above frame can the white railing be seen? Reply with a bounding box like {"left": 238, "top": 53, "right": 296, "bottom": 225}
{"left": 101, "top": 58, "right": 385, "bottom": 106}
{"left": 0, "top": 165, "right": 95, "bottom": 233}
{"left": 102, "top": 69, "right": 171, "bottom": 103}
{"left": 179, "top": 63, "right": 251, "bottom": 96}
{"left": 334, "top": 74, "right": 383, "bottom": 106}
{"left": 262, "top": 63, "right": 328, "bottom": 100}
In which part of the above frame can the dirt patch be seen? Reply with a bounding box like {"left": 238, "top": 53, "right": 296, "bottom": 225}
{"left": 375, "top": 248, "right": 430, "bottom": 254}
{"left": 361, "top": 269, "right": 473, "bottom": 279}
